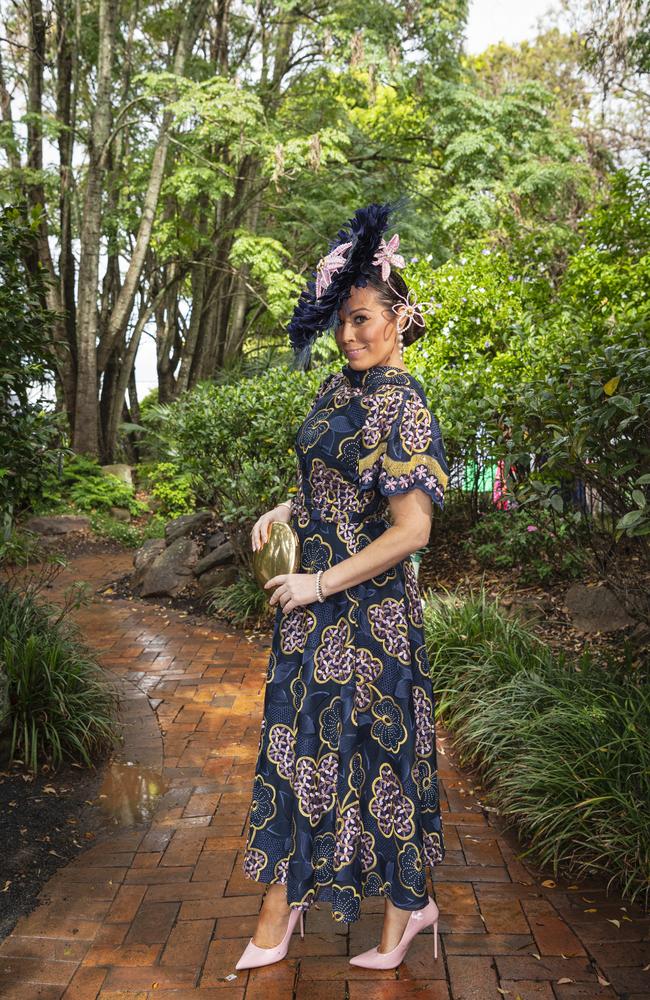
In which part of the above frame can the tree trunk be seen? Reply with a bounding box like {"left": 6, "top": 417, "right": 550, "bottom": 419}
{"left": 96, "top": 0, "right": 210, "bottom": 375}
{"left": 72, "top": 0, "right": 117, "bottom": 454}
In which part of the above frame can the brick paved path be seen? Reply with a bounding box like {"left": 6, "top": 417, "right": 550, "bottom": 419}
{"left": 1, "top": 553, "right": 648, "bottom": 999}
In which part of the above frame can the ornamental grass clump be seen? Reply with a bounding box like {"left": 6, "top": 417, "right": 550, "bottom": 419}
{"left": 423, "top": 583, "right": 649, "bottom": 906}
{"left": 0, "top": 584, "right": 120, "bottom": 772}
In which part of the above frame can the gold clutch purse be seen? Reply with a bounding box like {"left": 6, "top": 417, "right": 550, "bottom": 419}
{"left": 252, "top": 519, "right": 301, "bottom": 590}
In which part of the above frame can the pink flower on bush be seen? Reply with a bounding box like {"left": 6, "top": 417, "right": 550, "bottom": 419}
{"left": 526, "top": 525, "right": 538, "bottom": 532}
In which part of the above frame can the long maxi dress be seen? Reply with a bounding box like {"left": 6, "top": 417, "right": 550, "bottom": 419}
{"left": 242, "top": 362, "right": 450, "bottom": 924}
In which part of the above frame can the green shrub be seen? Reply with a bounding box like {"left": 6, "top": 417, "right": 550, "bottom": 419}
{"left": 424, "top": 584, "right": 649, "bottom": 906}
{"left": 88, "top": 511, "right": 165, "bottom": 548}
{"left": 141, "top": 365, "right": 327, "bottom": 568}
{"left": 39, "top": 454, "right": 148, "bottom": 517}
{"left": 463, "top": 508, "right": 588, "bottom": 584}
{"left": 0, "top": 584, "right": 120, "bottom": 771}
{"left": 206, "top": 573, "right": 273, "bottom": 628}
{"left": 144, "top": 462, "right": 196, "bottom": 519}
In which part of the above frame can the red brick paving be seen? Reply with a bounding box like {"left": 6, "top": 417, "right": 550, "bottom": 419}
{"left": 1, "top": 552, "right": 648, "bottom": 999}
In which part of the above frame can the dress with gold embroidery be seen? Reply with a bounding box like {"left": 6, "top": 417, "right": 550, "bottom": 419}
{"left": 242, "top": 363, "right": 449, "bottom": 923}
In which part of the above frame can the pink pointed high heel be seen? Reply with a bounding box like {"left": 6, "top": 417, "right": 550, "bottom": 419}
{"left": 235, "top": 903, "right": 307, "bottom": 970}
{"left": 349, "top": 895, "right": 439, "bottom": 969}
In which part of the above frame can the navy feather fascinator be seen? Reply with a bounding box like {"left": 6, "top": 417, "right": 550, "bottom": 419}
{"left": 287, "top": 198, "right": 409, "bottom": 370}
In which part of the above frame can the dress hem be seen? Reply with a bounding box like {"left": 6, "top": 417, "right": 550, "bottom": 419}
{"left": 241, "top": 862, "right": 443, "bottom": 923}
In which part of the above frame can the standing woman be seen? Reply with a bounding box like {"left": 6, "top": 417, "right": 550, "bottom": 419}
{"left": 237, "top": 202, "right": 450, "bottom": 972}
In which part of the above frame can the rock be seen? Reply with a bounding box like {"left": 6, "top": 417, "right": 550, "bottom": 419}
{"left": 132, "top": 539, "right": 167, "bottom": 588}
{"left": 165, "top": 511, "right": 213, "bottom": 544}
{"left": 196, "top": 564, "right": 239, "bottom": 595}
{"left": 101, "top": 464, "right": 133, "bottom": 486}
{"left": 133, "top": 538, "right": 166, "bottom": 571}
{"left": 206, "top": 529, "right": 228, "bottom": 550}
{"left": 194, "top": 540, "right": 235, "bottom": 576}
{"left": 564, "top": 582, "right": 636, "bottom": 633}
{"left": 24, "top": 515, "right": 91, "bottom": 535}
{"left": 110, "top": 507, "right": 131, "bottom": 522}
{"left": 140, "top": 538, "right": 200, "bottom": 597}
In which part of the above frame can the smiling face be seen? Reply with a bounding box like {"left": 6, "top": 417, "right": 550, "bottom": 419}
{"left": 334, "top": 283, "right": 404, "bottom": 370}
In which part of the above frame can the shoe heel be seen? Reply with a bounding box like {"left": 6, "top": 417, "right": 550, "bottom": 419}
{"left": 433, "top": 918, "right": 438, "bottom": 961}
{"left": 299, "top": 909, "right": 305, "bottom": 939}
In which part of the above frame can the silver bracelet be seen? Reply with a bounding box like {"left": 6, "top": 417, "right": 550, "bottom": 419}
{"left": 315, "top": 569, "right": 326, "bottom": 603}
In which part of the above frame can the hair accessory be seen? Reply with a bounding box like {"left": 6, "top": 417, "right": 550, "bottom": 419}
{"left": 287, "top": 197, "right": 409, "bottom": 370}
{"left": 372, "top": 233, "right": 406, "bottom": 280}
{"left": 388, "top": 276, "right": 436, "bottom": 337}
{"left": 316, "top": 241, "right": 353, "bottom": 298}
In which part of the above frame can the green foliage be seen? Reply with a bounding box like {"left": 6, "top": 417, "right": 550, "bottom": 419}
{"left": 88, "top": 511, "right": 165, "bottom": 548}
{"left": 0, "top": 584, "right": 120, "bottom": 771}
{"left": 142, "top": 462, "right": 196, "bottom": 519}
{"left": 463, "top": 509, "right": 588, "bottom": 584}
{"left": 41, "top": 454, "right": 148, "bottom": 517}
{"left": 143, "top": 364, "right": 327, "bottom": 566}
{"left": 207, "top": 573, "right": 272, "bottom": 627}
{"left": 508, "top": 339, "right": 650, "bottom": 540}
{"left": 423, "top": 584, "right": 649, "bottom": 906}
{"left": 0, "top": 206, "right": 62, "bottom": 534}
{"left": 68, "top": 473, "right": 146, "bottom": 516}
{"left": 228, "top": 230, "right": 305, "bottom": 323}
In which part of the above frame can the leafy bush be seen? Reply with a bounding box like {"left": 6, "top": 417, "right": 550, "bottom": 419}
{"left": 0, "top": 584, "right": 120, "bottom": 771}
{"left": 88, "top": 511, "right": 165, "bottom": 548}
{"left": 424, "top": 584, "right": 649, "bottom": 906}
{"left": 140, "top": 461, "right": 196, "bottom": 519}
{"left": 142, "top": 364, "right": 327, "bottom": 568}
{"left": 69, "top": 474, "right": 146, "bottom": 515}
{"left": 463, "top": 508, "right": 588, "bottom": 584}
{"left": 504, "top": 337, "right": 650, "bottom": 619}
{"left": 207, "top": 574, "right": 273, "bottom": 627}
{"left": 40, "top": 454, "right": 148, "bottom": 517}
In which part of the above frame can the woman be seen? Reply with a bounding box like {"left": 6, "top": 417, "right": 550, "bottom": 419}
{"left": 237, "top": 202, "right": 449, "bottom": 972}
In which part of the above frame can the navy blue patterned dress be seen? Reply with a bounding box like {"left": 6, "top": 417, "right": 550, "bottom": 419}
{"left": 242, "top": 363, "right": 450, "bottom": 923}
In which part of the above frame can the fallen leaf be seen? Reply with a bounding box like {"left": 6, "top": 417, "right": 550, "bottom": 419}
{"left": 532, "top": 952, "right": 542, "bottom": 960}
{"left": 557, "top": 978, "right": 574, "bottom": 985}
{"left": 497, "top": 990, "right": 511, "bottom": 996}
{"left": 607, "top": 918, "right": 620, "bottom": 928}
{"left": 541, "top": 879, "right": 556, "bottom": 888}
{"left": 597, "top": 974, "right": 611, "bottom": 986}
{"left": 583, "top": 908, "right": 598, "bottom": 913}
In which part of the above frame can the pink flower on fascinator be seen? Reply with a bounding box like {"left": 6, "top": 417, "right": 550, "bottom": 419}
{"left": 315, "top": 241, "right": 353, "bottom": 298}
{"left": 391, "top": 286, "right": 435, "bottom": 334}
{"left": 372, "top": 233, "right": 406, "bottom": 280}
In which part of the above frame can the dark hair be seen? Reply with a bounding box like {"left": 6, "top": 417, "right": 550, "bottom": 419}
{"left": 355, "top": 268, "right": 425, "bottom": 347}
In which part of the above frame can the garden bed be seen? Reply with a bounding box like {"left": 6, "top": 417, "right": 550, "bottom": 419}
{"left": 0, "top": 749, "right": 114, "bottom": 940}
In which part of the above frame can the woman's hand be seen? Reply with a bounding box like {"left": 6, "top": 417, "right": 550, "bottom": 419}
{"left": 251, "top": 502, "right": 292, "bottom": 552}
{"left": 265, "top": 572, "right": 319, "bottom": 613}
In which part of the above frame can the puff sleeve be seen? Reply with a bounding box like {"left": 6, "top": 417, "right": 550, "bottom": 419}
{"left": 358, "top": 386, "right": 449, "bottom": 512}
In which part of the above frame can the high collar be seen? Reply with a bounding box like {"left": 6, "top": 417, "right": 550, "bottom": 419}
{"left": 341, "top": 362, "right": 413, "bottom": 389}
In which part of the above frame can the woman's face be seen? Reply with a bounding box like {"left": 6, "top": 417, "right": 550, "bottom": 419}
{"left": 334, "top": 284, "right": 404, "bottom": 369}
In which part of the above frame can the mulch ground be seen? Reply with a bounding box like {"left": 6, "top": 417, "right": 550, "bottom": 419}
{"left": 0, "top": 753, "right": 113, "bottom": 940}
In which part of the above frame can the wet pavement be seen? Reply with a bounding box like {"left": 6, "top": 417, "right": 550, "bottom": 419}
{"left": 0, "top": 552, "right": 648, "bottom": 999}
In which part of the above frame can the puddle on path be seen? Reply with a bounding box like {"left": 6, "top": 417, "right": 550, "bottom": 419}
{"left": 97, "top": 760, "right": 167, "bottom": 825}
